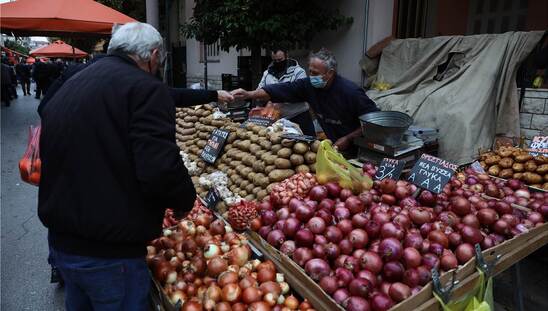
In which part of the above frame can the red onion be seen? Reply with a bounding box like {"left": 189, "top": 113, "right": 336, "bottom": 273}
{"left": 383, "top": 261, "right": 404, "bottom": 282}
{"left": 394, "top": 186, "right": 410, "bottom": 200}
{"left": 296, "top": 204, "right": 314, "bottom": 222}
{"left": 293, "top": 247, "right": 313, "bottom": 266}
{"left": 421, "top": 253, "right": 440, "bottom": 270}
{"left": 346, "top": 196, "right": 365, "bottom": 214}
{"left": 340, "top": 189, "right": 353, "bottom": 201}
{"left": 365, "top": 220, "right": 381, "bottom": 239}
{"left": 344, "top": 256, "right": 360, "bottom": 273}
{"left": 333, "top": 288, "right": 350, "bottom": 305}
{"left": 380, "top": 222, "right": 404, "bottom": 240}
{"left": 319, "top": 198, "right": 336, "bottom": 211}
{"left": 381, "top": 194, "right": 397, "bottom": 205}
{"left": 261, "top": 210, "right": 277, "bottom": 226}
{"left": 349, "top": 229, "right": 369, "bottom": 249}
{"left": 276, "top": 207, "right": 290, "bottom": 220}
{"left": 283, "top": 218, "right": 301, "bottom": 238}
{"left": 373, "top": 212, "right": 391, "bottom": 225}
{"left": 349, "top": 278, "right": 373, "bottom": 297}
{"left": 280, "top": 240, "right": 296, "bottom": 256}
{"left": 337, "top": 219, "right": 353, "bottom": 235}
{"left": 360, "top": 251, "right": 383, "bottom": 274}
{"left": 335, "top": 255, "right": 349, "bottom": 268}
{"left": 356, "top": 269, "right": 378, "bottom": 288}
{"left": 325, "top": 226, "right": 343, "bottom": 243}
{"left": 480, "top": 236, "right": 495, "bottom": 250}
{"left": 416, "top": 266, "right": 431, "bottom": 286}
{"left": 258, "top": 226, "right": 271, "bottom": 239}
{"left": 451, "top": 196, "right": 471, "bottom": 216}
{"left": 528, "top": 212, "right": 543, "bottom": 224}
{"left": 455, "top": 243, "right": 474, "bottom": 264}
{"left": 305, "top": 258, "right": 331, "bottom": 281}
{"left": 295, "top": 229, "right": 314, "bottom": 247}
{"left": 400, "top": 197, "right": 419, "bottom": 208}
{"left": 403, "top": 232, "right": 423, "bottom": 250}
{"left": 389, "top": 282, "right": 411, "bottom": 302}
{"left": 307, "top": 217, "right": 326, "bottom": 234}
{"left": 461, "top": 225, "right": 483, "bottom": 244}
{"left": 288, "top": 198, "right": 303, "bottom": 212}
{"left": 477, "top": 208, "right": 498, "bottom": 226}
{"left": 316, "top": 208, "right": 334, "bottom": 224}
{"left": 273, "top": 220, "right": 285, "bottom": 231}
{"left": 334, "top": 207, "right": 351, "bottom": 221}
{"left": 402, "top": 247, "right": 422, "bottom": 268}
{"left": 315, "top": 234, "right": 328, "bottom": 245}
{"left": 379, "top": 179, "right": 397, "bottom": 194}
{"left": 312, "top": 244, "right": 327, "bottom": 260}
{"left": 267, "top": 230, "right": 285, "bottom": 248}
{"left": 339, "top": 239, "right": 353, "bottom": 255}
{"left": 492, "top": 219, "right": 510, "bottom": 235}
{"left": 428, "top": 230, "right": 449, "bottom": 249}
{"left": 393, "top": 214, "right": 412, "bottom": 230}
{"left": 448, "top": 232, "right": 463, "bottom": 247}
{"left": 319, "top": 275, "right": 338, "bottom": 295}
{"left": 359, "top": 192, "right": 374, "bottom": 206}
{"left": 370, "top": 292, "right": 394, "bottom": 311}
{"left": 379, "top": 238, "right": 403, "bottom": 262}
{"left": 325, "top": 182, "right": 342, "bottom": 198}
{"left": 335, "top": 267, "right": 354, "bottom": 287}
{"left": 514, "top": 189, "right": 530, "bottom": 199}
{"left": 260, "top": 201, "right": 273, "bottom": 211}
{"left": 410, "top": 207, "right": 433, "bottom": 226}
{"left": 345, "top": 297, "right": 370, "bottom": 311}
{"left": 403, "top": 268, "right": 420, "bottom": 287}
{"left": 352, "top": 213, "right": 369, "bottom": 228}
{"left": 418, "top": 191, "right": 436, "bottom": 207}
{"left": 352, "top": 249, "right": 366, "bottom": 259}
{"left": 309, "top": 185, "right": 328, "bottom": 202}
{"left": 507, "top": 179, "right": 522, "bottom": 190}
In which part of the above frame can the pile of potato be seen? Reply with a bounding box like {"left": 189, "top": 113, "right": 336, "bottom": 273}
{"left": 175, "top": 105, "right": 320, "bottom": 202}
{"left": 479, "top": 146, "right": 548, "bottom": 189}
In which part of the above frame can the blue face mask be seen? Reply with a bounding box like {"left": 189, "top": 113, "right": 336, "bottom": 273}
{"left": 310, "top": 75, "right": 327, "bottom": 88}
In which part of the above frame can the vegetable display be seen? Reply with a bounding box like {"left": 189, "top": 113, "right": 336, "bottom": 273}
{"left": 175, "top": 105, "right": 320, "bottom": 206}
{"left": 479, "top": 146, "right": 548, "bottom": 190}
{"left": 250, "top": 168, "right": 546, "bottom": 309}
{"left": 150, "top": 200, "right": 311, "bottom": 311}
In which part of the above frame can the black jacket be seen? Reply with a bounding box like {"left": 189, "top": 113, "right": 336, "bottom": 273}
{"left": 39, "top": 53, "right": 196, "bottom": 258}
{"left": 15, "top": 63, "right": 31, "bottom": 80}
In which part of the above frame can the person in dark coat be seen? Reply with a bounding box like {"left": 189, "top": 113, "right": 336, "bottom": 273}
{"left": 8, "top": 61, "right": 18, "bottom": 99}
{"left": 15, "top": 59, "right": 31, "bottom": 96}
{"left": 39, "top": 22, "right": 196, "bottom": 310}
{"left": 32, "top": 60, "right": 49, "bottom": 99}
{"left": 1, "top": 58, "right": 13, "bottom": 106}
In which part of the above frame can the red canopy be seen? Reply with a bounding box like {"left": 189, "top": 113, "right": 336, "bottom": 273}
{"left": 0, "top": 0, "right": 136, "bottom": 36}
{"left": 30, "top": 40, "right": 88, "bottom": 58}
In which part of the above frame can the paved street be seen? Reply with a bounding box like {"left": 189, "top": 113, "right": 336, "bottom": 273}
{"left": 1, "top": 85, "right": 64, "bottom": 310}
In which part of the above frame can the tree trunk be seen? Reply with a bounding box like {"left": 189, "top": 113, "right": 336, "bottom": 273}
{"left": 250, "top": 45, "right": 262, "bottom": 91}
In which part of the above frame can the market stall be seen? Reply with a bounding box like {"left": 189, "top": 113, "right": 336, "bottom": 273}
{"left": 147, "top": 103, "right": 547, "bottom": 311}
{"left": 29, "top": 40, "right": 87, "bottom": 58}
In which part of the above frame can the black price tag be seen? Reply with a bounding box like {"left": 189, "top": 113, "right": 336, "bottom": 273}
{"left": 200, "top": 129, "right": 230, "bottom": 164}
{"left": 281, "top": 133, "right": 316, "bottom": 143}
{"left": 241, "top": 116, "right": 275, "bottom": 128}
{"left": 407, "top": 154, "right": 457, "bottom": 194}
{"left": 204, "top": 187, "right": 221, "bottom": 211}
{"left": 527, "top": 135, "right": 548, "bottom": 156}
{"left": 375, "top": 158, "right": 405, "bottom": 180}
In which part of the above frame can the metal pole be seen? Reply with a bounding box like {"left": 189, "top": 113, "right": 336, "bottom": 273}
{"left": 146, "top": 0, "right": 160, "bottom": 30}
{"left": 204, "top": 43, "right": 208, "bottom": 90}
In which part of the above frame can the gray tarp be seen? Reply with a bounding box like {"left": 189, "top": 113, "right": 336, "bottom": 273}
{"left": 367, "top": 32, "right": 544, "bottom": 164}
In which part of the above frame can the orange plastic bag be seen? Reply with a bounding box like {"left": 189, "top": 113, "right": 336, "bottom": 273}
{"left": 19, "top": 125, "right": 41, "bottom": 186}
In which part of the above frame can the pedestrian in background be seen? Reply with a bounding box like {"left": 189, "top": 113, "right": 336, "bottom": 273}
{"left": 32, "top": 59, "right": 49, "bottom": 99}
{"left": 15, "top": 58, "right": 32, "bottom": 96}
{"left": 39, "top": 22, "right": 196, "bottom": 310}
{"left": 1, "top": 57, "right": 13, "bottom": 106}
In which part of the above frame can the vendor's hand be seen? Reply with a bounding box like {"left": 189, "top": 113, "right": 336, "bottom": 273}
{"left": 231, "top": 88, "right": 250, "bottom": 100}
{"left": 334, "top": 136, "right": 351, "bottom": 151}
{"left": 217, "top": 90, "right": 234, "bottom": 103}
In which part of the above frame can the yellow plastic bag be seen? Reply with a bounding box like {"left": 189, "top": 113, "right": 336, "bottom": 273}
{"left": 434, "top": 269, "right": 493, "bottom": 311}
{"left": 315, "top": 140, "right": 372, "bottom": 193}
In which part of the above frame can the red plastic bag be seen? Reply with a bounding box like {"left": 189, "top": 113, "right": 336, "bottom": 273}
{"left": 19, "top": 125, "right": 41, "bottom": 186}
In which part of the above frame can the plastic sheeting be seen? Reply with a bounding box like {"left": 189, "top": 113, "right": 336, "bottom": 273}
{"left": 367, "top": 32, "right": 544, "bottom": 164}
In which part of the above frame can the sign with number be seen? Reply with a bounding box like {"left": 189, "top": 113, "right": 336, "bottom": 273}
{"left": 375, "top": 158, "right": 405, "bottom": 180}
{"left": 470, "top": 161, "right": 485, "bottom": 174}
{"left": 200, "top": 129, "right": 230, "bottom": 164}
{"left": 281, "top": 133, "right": 316, "bottom": 143}
{"left": 407, "top": 154, "right": 457, "bottom": 194}
{"left": 241, "top": 116, "right": 275, "bottom": 128}
{"left": 204, "top": 187, "right": 221, "bottom": 211}
{"left": 527, "top": 136, "right": 548, "bottom": 156}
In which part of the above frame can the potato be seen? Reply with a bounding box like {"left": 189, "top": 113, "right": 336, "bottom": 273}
{"left": 545, "top": 174, "right": 548, "bottom": 182}
{"left": 259, "top": 140, "right": 272, "bottom": 150}
{"left": 252, "top": 187, "right": 262, "bottom": 195}
{"left": 309, "top": 163, "right": 316, "bottom": 173}
{"left": 229, "top": 185, "right": 238, "bottom": 192}
{"left": 514, "top": 154, "right": 533, "bottom": 163}
{"left": 242, "top": 155, "right": 256, "bottom": 166}
{"left": 295, "top": 165, "right": 310, "bottom": 173}
{"left": 271, "top": 144, "right": 283, "bottom": 154}
{"left": 256, "top": 150, "right": 266, "bottom": 157}
{"left": 304, "top": 151, "right": 316, "bottom": 164}
{"left": 499, "top": 168, "right": 513, "bottom": 179}
{"left": 293, "top": 142, "right": 309, "bottom": 155}
{"left": 277, "top": 147, "right": 292, "bottom": 159}
{"left": 524, "top": 160, "right": 538, "bottom": 172}
{"left": 265, "top": 155, "right": 276, "bottom": 166}
{"left": 236, "top": 129, "right": 247, "bottom": 139}
{"left": 245, "top": 183, "right": 255, "bottom": 193}
{"left": 257, "top": 190, "right": 268, "bottom": 201}
{"left": 227, "top": 132, "right": 237, "bottom": 144}
{"left": 484, "top": 155, "right": 501, "bottom": 165}
{"left": 536, "top": 164, "right": 548, "bottom": 174}
{"left": 239, "top": 140, "right": 251, "bottom": 151}
{"left": 543, "top": 182, "right": 548, "bottom": 190}
{"left": 513, "top": 172, "right": 523, "bottom": 180}
{"left": 240, "top": 180, "right": 250, "bottom": 189}
{"left": 265, "top": 165, "right": 276, "bottom": 174}
{"left": 498, "top": 157, "right": 514, "bottom": 168}
{"left": 511, "top": 162, "right": 524, "bottom": 172}
{"left": 289, "top": 154, "right": 305, "bottom": 166}
{"left": 496, "top": 148, "right": 513, "bottom": 158}
{"left": 269, "top": 132, "right": 283, "bottom": 144}
{"left": 239, "top": 190, "right": 248, "bottom": 197}
{"left": 311, "top": 140, "right": 320, "bottom": 153}
{"left": 534, "top": 155, "right": 547, "bottom": 165}
{"left": 252, "top": 160, "right": 265, "bottom": 173}
{"left": 244, "top": 194, "right": 256, "bottom": 201}
{"left": 258, "top": 129, "right": 268, "bottom": 137}
{"left": 268, "top": 169, "right": 295, "bottom": 182}
{"left": 281, "top": 139, "right": 295, "bottom": 148}
{"left": 522, "top": 172, "right": 543, "bottom": 184}
{"left": 274, "top": 158, "right": 292, "bottom": 169}
{"left": 480, "top": 161, "right": 487, "bottom": 169}
{"left": 266, "top": 183, "right": 277, "bottom": 193}
{"left": 249, "top": 144, "right": 262, "bottom": 154}
{"left": 488, "top": 165, "right": 500, "bottom": 176}
{"left": 241, "top": 167, "right": 253, "bottom": 177}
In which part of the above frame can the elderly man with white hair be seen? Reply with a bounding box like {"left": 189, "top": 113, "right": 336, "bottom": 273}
{"left": 38, "top": 22, "right": 195, "bottom": 310}
{"left": 233, "top": 48, "right": 379, "bottom": 152}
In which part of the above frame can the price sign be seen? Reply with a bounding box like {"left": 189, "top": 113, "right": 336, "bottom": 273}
{"left": 200, "top": 129, "right": 230, "bottom": 164}
{"left": 204, "top": 187, "right": 221, "bottom": 211}
{"left": 375, "top": 158, "right": 405, "bottom": 180}
{"left": 241, "top": 116, "right": 275, "bottom": 128}
{"left": 527, "top": 136, "right": 548, "bottom": 156}
{"left": 407, "top": 154, "right": 457, "bottom": 194}
{"left": 470, "top": 161, "right": 485, "bottom": 174}
{"left": 281, "top": 133, "right": 316, "bottom": 143}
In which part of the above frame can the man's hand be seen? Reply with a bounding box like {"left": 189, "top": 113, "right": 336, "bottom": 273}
{"left": 231, "top": 88, "right": 250, "bottom": 100}
{"left": 334, "top": 136, "right": 352, "bottom": 151}
{"left": 217, "top": 90, "right": 234, "bottom": 103}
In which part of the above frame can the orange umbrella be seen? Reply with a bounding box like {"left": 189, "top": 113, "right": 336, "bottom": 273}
{"left": 0, "top": 0, "right": 136, "bottom": 36}
{"left": 30, "top": 40, "right": 88, "bottom": 58}
{"left": 26, "top": 57, "right": 36, "bottom": 64}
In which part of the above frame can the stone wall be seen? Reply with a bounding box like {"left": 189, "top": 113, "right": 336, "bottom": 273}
{"left": 520, "top": 88, "right": 548, "bottom": 146}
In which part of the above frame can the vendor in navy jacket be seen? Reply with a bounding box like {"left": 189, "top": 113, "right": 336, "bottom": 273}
{"left": 232, "top": 48, "right": 379, "bottom": 151}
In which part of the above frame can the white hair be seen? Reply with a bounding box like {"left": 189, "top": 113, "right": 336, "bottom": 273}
{"left": 310, "top": 48, "right": 337, "bottom": 71}
{"left": 108, "top": 22, "right": 164, "bottom": 62}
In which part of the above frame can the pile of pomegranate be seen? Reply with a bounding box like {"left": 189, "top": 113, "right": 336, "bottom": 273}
{"left": 149, "top": 203, "right": 311, "bottom": 311}
{"left": 251, "top": 169, "right": 547, "bottom": 311}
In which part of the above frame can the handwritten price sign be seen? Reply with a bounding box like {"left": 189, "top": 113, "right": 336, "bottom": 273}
{"left": 527, "top": 136, "right": 548, "bottom": 156}
{"left": 375, "top": 158, "right": 405, "bottom": 180}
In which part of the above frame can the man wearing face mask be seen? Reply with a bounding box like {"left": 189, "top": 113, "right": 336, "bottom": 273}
{"left": 233, "top": 48, "right": 379, "bottom": 151}
{"left": 39, "top": 22, "right": 195, "bottom": 310}
{"left": 257, "top": 48, "right": 314, "bottom": 136}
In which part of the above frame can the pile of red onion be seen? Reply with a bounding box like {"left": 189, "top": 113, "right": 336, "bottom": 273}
{"left": 252, "top": 171, "right": 546, "bottom": 311}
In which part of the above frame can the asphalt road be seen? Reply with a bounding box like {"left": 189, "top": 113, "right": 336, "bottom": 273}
{"left": 1, "top": 85, "right": 65, "bottom": 310}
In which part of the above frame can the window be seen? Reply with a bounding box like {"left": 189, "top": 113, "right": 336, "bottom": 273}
{"left": 199, "top": 40, "right": 220, "bottom": 63}
{"left": 467, "top": 0, "right": 528, "bottom": 34}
